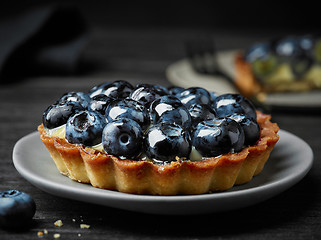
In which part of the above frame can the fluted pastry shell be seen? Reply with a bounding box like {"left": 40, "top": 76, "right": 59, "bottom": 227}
{"left": 38, "top": 111, "right": 279, "bottom": 195}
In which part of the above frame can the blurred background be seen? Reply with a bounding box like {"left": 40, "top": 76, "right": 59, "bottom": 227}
{"left": 1, "top": 1, "right": 320, "bottom": 30}
{"left": 0, "top": 0, "right": 319, "bottom": 85}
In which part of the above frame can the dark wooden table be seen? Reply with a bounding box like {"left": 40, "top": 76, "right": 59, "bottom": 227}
{"left": 1, "top": 25, "right": 320, "bottom": 240}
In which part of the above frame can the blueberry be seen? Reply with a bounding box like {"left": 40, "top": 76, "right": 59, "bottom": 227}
{"left": 149, "top": 95, "right": 184, "bottom": 122}
{"left": 167, "top": 86, "right": 185, "bottom": 96}
{"left": 275, "top": 36, "right": 313, "bottom": 77}
{"left": 105, "top": 98, "right": 150, "bottom": 130}
{"left": 212, "top": 94, "right": 257, "bottom": 120}
{"left": 275, "top": 36, "right": 302, "bottom": 58}
{"left": 152, "top": 84, "right": 170, "bottom": 95}
{"left": 244, "top": 42, "right": 272, "bottom": 63}
{"left": 88, "top": 94, "right": 114, "bottom": 115}
{"left": 290, "top": 53, "right": 313, "bottom": 78}
{"left": 177, "top": 87, "right": 211, "bottom": 108}
{"left": 228, "top": 114, "right": 260, "bottom": 145}
{"left": 209, "top": 91, "right": 218, "bottom": 103}
{"left": 88, "top": 81, "right": 111, "bottom": 95}
{"left": 102, "top": 118, "right": 143, "bottom": 159}
{"left": 150, "top": 95, "right": 192, "bottom": 129}
{"left": 244, "top": 42, "right": 278, "bottom": 78}
{"left": 43, "top": 101, "right": 84, "bottom": 129}
{"left": 66, "top": 110, "right": 107, "bottom": 146}
{"left": 192, "top": 118, "right": 245, "bottom": 157}
{"left": 0, "top": 190, "right": 36, "bottom": 229}
{"left": 58, "top": 91, "right": 91, "bottom": 108}
{"left": 129, "top": 84, "right": 161, "bottom": 107}
{"left": 188, "top": 103, "right": 216, "bottom": 128}
{"left": 89, "top": 80, "right": 133, "bottom": 99}
{"left": 144, "top": 122, "right": 191, "bottom": 163}
{"left": 299, "top": 35, "right": 314, "bottom": 53}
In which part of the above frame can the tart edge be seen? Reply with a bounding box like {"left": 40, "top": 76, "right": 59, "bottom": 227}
{"left": 38, "top": 111, "right": 279, "bottom": 195}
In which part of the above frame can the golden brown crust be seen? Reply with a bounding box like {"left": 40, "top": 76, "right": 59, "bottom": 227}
{"left": 234, "top": 53, "right": 263, "bottom": 99}
{"left": 38, "top": 111, "right": 279, "bottom": 195}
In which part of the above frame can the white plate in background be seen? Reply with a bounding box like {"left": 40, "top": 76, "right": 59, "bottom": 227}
{"left": 166, "top": 50, "right": 321, "bottom": 108}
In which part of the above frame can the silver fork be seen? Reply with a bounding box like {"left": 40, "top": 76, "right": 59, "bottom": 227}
{"left": 185, "top": 35, "right": 234, "bottom": 84}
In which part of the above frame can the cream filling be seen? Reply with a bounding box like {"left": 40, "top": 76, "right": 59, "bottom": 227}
{"left": 45, "top": 124, "right": 66, "bottom": 138}
{"left": 45, "top": 125, "right": 204, "bottom": 161}
{"left": 263, "top": 63, "right": 321, "bottom": 85}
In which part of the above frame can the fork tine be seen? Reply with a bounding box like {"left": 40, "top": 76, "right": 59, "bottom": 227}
{"left": 185, "top": 35, "right": 218, "bottom": 74}
{"left": 184, "top": 35, "right": 235, "bottom": 84}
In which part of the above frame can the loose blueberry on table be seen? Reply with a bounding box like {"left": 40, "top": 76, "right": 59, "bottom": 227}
{"left": 0, "top": 190, "right": 36, "bottom": 229}
{"left": 42, "top": 80, "right": 261, "bottom": 164}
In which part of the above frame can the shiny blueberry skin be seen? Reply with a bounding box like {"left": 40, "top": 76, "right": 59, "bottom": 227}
{"left": 275, "top": 36, "right": 313, "bottom": 77}
{"left": 88, "top": 81, "right": 111, "bottom": 95}
{"left": 228, "top": 114, "right": 260, "bottom": 145}
{"left": 144, "top": 123, "right": 191, "bottom": 163}
{"left": 275, "top": 36, "right": 302, "bottom": 58}
{"left": 43, "top": 101, "right": 84, "bottom": 129}
{"left": 89, "top": 80, "right": 133, "bottom": 99}
{"left": 299, "top": 35, "right": 315, "bottom": 53}
{"left": 167, "top": 86, "right": 185, "bottom": 96}
{"left": 212, "top": 94, "right": 257, "bottom": 120}
{"left": 158, "top": 107, "right": 192, "bottom": 130}
{"left": 58, "top": 91, "right": 91, "bottom": 108}
{"left": 149, "top": 96, "right": 192, "bottom": 129}
{"left": 0, "top": 190, "right": 36, "bottom": 229}
{"left": 192, "top": 118, "right": 245, "bottom": 157}
{"left": 105, "top": 98, "right": 150, "bottom": 130}
{"left": 209, "top": 91, "right": 218, "bottom": 103}
{"left": 102, "top": 118, "right": 143, "bottom": 159}
{"left": 152, "top": 84, "right": 170, "bottom": 95}
{"left": 149, "top": 95, "right": 184, "bottom": 123}
{"left": 129, "top": 85, "right": 161, "bottom": 107}
{"left": 66, "top": 110, "right": 107, "bottom": 146}
{"left": 244, "top": 42, "right": 271, "bottom": 63}
{"left": 177, "top": 87, "right": 212, "bottom": 108}
{"left": 188, "top": 103, "right": 216, "bottom": 128}
{"left": 88, "top": 94, "right": 114, "bottom": 115}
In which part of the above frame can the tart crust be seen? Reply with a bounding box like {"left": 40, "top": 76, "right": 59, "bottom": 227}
{"left": 38, "top": 111, "right": 279, "bottom": 195}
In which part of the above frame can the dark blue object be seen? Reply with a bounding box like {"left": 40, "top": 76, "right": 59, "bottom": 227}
{"left": 177, "top": 87, "right": 212, "bottom": 107}
{"left": 88, "top": 94, "right": 114, "bottom": 115}
{"left": 66, "top": 110, "right": 107, "bottom": 146}
{"left": 167, "top": 86, "right": 185, "bottom": 96}
{"left": 0, "top": 190, "right": 36, "bottom": 229}
{"left": 42, "top": 101, "right": 84, "bottom": 129}
{"left": 228, "top": 114, "right": 260, "bottom": 145}
{"left": 105, "top": 98, "right": 150, "bottom": 130}
{"left": 149, "top": 95, "right": 184, "bottom": 122}
{"left": 129, "top": 84, "right": 161, "bottom": 107}
{"left": 188, "top": 103, "right": 216, "bottom": 128}
{"left": 212, "top": 94, "right": 257, "bottom": 120}
{"left": 192, "top": 118, "right": 245, "bottom": 157}
{"left": 89, "top": 80, "right": 133, "bottom": 99}
{"left": 144, "top": 122, "right": 191, "bottom": 163}
{"left": 58, "top": 91, "right": 91, "bottom": 108}
{"left": 244, "top": 42, "right": 271, "bottom": 63}
{"left": 102, "top": 118, "right": 143, "bottom": 159}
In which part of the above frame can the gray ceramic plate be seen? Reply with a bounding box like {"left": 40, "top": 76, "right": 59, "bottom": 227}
{"left": 13, "top": 130, "right": 313, "bottom": 215}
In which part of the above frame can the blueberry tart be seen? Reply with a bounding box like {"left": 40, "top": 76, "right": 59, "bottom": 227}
{"left": 38, "top": 80, "right": 279, "bottom": 195}
{"left": 235, "top": 34, "right": 321, "bottom": 98}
